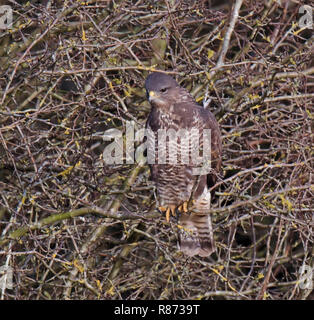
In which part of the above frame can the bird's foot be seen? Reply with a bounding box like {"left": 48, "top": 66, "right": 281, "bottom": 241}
{"left": 158, "top": 205, "right": 176, "bottom": 222}
{"left": 159, "top": 200, "right": 196, "bottom": 222}
{"left": 178, "top": 201, "right": 192, "bottom": 213}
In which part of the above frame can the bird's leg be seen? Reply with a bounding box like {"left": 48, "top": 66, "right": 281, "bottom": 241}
{"left": 164, "top": 205, "right": 176, "bottom": 222}
{"left": 178, "top": 201, "right": 189, "bottom": 213}
{"left": 158, "top": 206, "right": 167, "bottom": 212}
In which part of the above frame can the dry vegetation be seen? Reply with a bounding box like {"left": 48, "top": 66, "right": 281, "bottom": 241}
{"left": 0, "top": 0, "right": 313, "bottom": 300}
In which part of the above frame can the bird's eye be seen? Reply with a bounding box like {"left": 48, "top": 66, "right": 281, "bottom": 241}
{"left": 160, "top": 88, "right": 168, "bottom": 93}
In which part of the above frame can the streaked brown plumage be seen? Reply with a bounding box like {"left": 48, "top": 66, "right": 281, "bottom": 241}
{"left": 145, "top": 72, "right": 222, "bottom": 257}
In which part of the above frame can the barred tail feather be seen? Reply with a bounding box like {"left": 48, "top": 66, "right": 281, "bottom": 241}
{"left": 178, "top": 213, "right": 215, "bottom": 257}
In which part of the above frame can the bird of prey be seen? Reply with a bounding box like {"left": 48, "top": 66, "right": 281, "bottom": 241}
{"left": 145, "top": 72, "right": 222, "bottom": 257}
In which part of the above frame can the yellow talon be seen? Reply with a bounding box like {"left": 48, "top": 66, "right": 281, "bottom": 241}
{"left": 166, "top": 207, "right": 171, "bottom": 222}
{"left": 178, "top": 202, "right": 188, "bottom": 213}
{"left": 164, "top": 205, "right": 176, "bottom": 222}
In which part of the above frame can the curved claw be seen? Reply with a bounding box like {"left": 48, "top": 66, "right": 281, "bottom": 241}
{"left": 178, "top": 201, "right": 189, "bottom": 213}
{"left": 164, "top": 205, "right": 176, "bottom": 222}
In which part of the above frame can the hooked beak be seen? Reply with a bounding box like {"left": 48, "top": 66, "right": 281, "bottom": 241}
{"left": 148, "top": 90, "right": 157, "bottom": 102}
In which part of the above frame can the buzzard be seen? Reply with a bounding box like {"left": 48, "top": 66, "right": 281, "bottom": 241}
{"left": 145, "top": 72, "right": 222, "bottom": 257}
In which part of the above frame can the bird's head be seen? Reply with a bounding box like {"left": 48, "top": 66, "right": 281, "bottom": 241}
{"left": 145, "top": 72, "right": 181, "bottom": 107}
